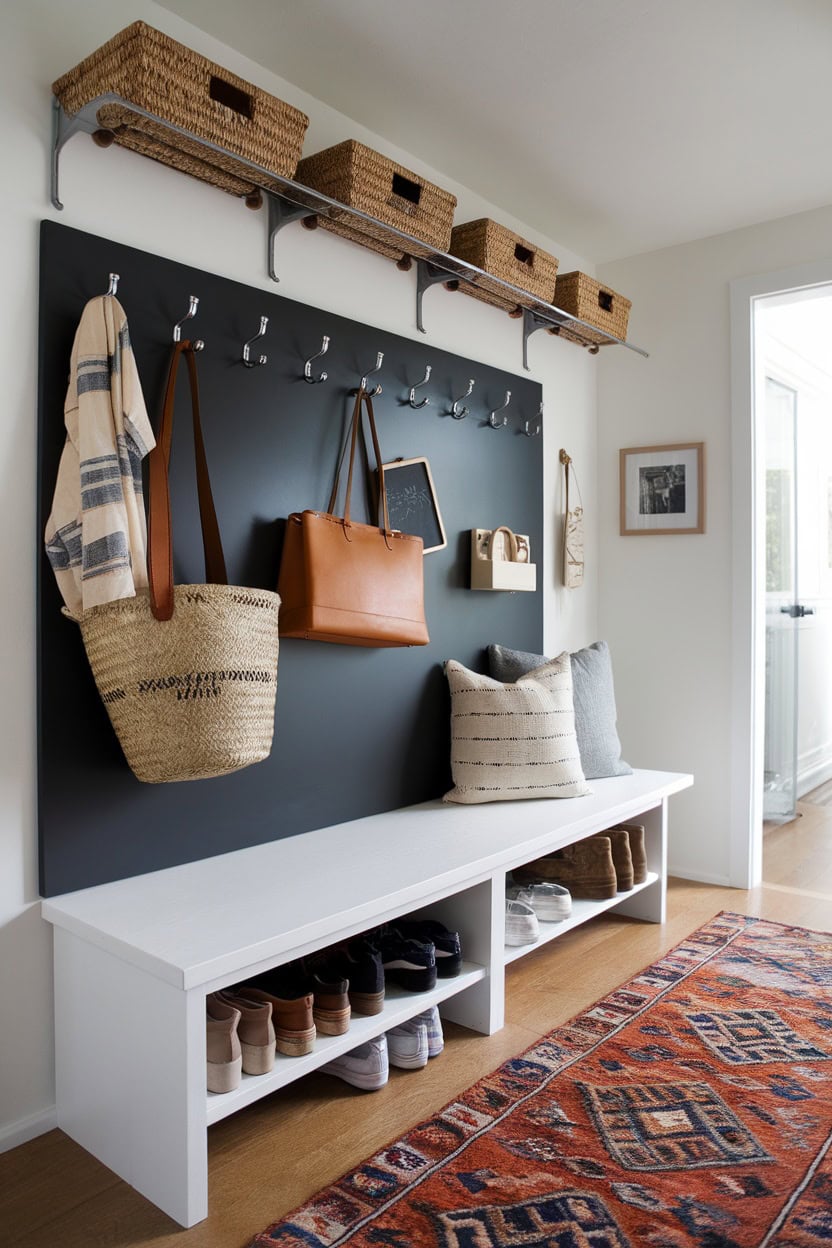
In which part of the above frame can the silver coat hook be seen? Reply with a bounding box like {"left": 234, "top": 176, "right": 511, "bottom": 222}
{"left": 359, "top": 351, "right": 384, "bottom": 397}
{"left": 173, "top": 295, "right": 204, "bottom": 351}
{"left": 242, "top": 315, "right": 269, "bottom": 367}
{"left": 105, "top": 273, "right": 119, "bottom": 297}
{"left": 451, "top": 378, "right": 475, "bottom": 420}
{"left": 408, "top": 364, "right": 432, "bottom": 409}
{"left": 489, "top": 390, "right": 511, "bottom": 428}
{"left": 523, "top": 399, "right": 543, "bottom": 437}
{"left": 303, "top": 334, "right": 330, "bottom": 383}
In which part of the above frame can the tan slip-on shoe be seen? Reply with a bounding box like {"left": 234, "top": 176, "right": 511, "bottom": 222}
{"left": 206, "top": 994, "right": 242, "bottom": 1093}
{"left": 513, "top": 836, "right": 617, "bottom": 900}
{"left": 591, "top": 829, "right": 634, "bottom": 891}
{"left": 614, "top": 822, "right": 648, "bottom": 884}
{"left": 216, "top": 989, "right": 276, "bottom": 1075}
{"left": 235, "top": 986, "right": 315, "bottom": 1057}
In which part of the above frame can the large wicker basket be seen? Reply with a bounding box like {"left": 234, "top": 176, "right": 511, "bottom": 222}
{"left": 450, "top": 219, "right": 558, "bottom": 312}
{"left": 296, "top": 139, "right": 457, "bottom": 259}
{"left": 52, "top": 21, "right": 309, "bottom": 198}
{"left": 554, "top": 272, "right": 632, "bottom": 343}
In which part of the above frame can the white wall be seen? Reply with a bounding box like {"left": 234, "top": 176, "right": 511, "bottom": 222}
{"left": 597, "top": 204, "right": 832, "bottom": 884}
{"left": 0, "top": 1, "right": 598, "bottom": 1145}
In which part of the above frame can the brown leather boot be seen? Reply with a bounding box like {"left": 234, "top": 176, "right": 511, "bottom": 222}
{"left": 513, "top": 836, "right": 617, "bottom": 900}
{"left": 235, "top": 986, "right": 315, "bottom": 1057}
{"left": 614, "top": 823, "right": 647, "bottom": 884}
{"left": 591, "top": 829, "right": 634, "bottom": 891}
{"left": 206, "top": 994, "right": 242, "bottom": 1093}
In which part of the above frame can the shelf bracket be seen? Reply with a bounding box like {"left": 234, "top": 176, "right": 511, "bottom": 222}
{"left": 266, "top": 192, "right": 317, "bottom": 283}
{"left": 416, "top": 259, "right": 458, "bottom": 334}
{"left": 522, "top": 308, "right": 559, "bottom": 372}
{"left": 52, "top": 96, "right": 100, "bottom": 210}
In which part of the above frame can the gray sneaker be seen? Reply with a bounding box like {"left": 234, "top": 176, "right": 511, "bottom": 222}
{"left": 320, "top": 1035, "right": 389, "bottom": 1090}
{"left": 408, "top": 1005, "right": 444, "bottom": 1058}
{"left": 386, "top": 1021, "right": 429, "bottom": 1069}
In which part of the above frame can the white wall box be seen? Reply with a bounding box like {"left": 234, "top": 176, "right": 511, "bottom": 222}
{"left": 42, "top": 768, "right": 692, "bottom": 1227}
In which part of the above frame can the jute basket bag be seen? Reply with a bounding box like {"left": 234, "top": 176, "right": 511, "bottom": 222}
{"left": 70, "top": 342, "right": 280, "bottom": 784}
{"left": 52, "top": 21, "right": 309, "bottom": 200}
{"left": 449, "top": 219, "right": 558, "bottom": 313}
{"left": 295, "top": 139, "right": 457, "bottom": 260}
{"left": 553, "top": 272, "right": 632, "bottom": 344}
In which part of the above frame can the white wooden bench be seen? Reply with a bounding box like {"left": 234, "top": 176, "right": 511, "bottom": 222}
{"left": 41, "top": 767, "right": 692, "bottom": 1227}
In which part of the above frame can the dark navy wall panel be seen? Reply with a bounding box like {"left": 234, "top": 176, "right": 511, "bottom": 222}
{"left": 37, "top": 220, "right": 543, "bottom": 896}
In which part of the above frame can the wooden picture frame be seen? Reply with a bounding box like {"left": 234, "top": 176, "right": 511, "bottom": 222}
{"left": 620, "top": 442, "right": 705, "bottom": 535}
{"left": 381, "top": 456, "right": 447, "bottom": 553}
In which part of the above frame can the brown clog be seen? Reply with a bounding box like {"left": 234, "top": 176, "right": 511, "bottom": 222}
{"left": 513, "top": 836, "right": 617, "bottom": 900}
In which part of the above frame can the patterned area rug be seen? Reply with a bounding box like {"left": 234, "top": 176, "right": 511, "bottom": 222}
{"left": 248, "top": 912, "right": 832, "bottom": 1247}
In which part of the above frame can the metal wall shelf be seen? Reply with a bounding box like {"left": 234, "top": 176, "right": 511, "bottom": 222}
{"left": 52, "top": 94, "right": 648, "bottom": 369}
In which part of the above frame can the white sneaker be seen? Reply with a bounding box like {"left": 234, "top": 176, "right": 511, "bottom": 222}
{"left": 386, "top": 1021, "right": 429, "bottom": 1069}
{"left": 507, "top": 881, "right": 572, "bottom": 922}
{"left": 505, "top": 898, "right": 539, "bottom": 946}
{"left": 320, "top": 1035, "right": 389, "bottom": 1090}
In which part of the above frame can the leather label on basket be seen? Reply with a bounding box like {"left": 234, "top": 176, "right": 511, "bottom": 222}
{"left": 209, "top": 75, "right": 254, "bottom": 119}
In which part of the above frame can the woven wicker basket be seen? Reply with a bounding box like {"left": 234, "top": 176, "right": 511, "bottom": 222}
{"left": 554, "top": 272, "right": 632, "bottom": 343}
{"left": 52, "top": 21, "right": 309, "bottom": 198}
{"left": 450, "top": 219, "right": 558, "bottom": 311}
{"left": 73, "top": 584, "right": 280, "bottom": 783}
{"left": 296, "top": 140, "right": 457, "bottom": 257}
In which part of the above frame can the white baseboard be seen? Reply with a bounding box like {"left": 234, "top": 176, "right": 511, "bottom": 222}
{"left": 797, "top": 754, "right": 832, "bottom": 799}
{"left": 668, "top": 866, "right": 732, "bottom": 888}
{"left": 0, "top": 1105, "right": 57, "bottom": 1154}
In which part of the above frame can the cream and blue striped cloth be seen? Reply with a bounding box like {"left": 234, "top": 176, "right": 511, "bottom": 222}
{"left": 45, "top": 295, "right": 155, "bottom": 617}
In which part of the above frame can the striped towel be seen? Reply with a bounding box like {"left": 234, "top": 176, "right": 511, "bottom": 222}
{"left": 45, "top": 295, "right": 155, "bottom": 617}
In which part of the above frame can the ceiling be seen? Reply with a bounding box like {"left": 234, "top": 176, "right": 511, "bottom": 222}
{"left": 158, "top": 0, "right": 832, "bottom": 263}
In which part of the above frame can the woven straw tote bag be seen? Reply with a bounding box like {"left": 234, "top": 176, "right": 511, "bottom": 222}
{"left": 70, "top": 341, "right": 280, "bottom": 783}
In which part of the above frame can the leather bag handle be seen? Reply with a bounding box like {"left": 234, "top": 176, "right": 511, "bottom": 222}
{"left": 147, "top": 341, "right": 228, "bottom": 621}
{"left": 487, "top": 525, "right": 519, "bottom": 562}
{"left": 327, "top": 388, "right": 392, "bottom": 542}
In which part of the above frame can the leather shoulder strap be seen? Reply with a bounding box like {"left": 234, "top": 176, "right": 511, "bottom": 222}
{"left": 147, "top": 341, "right": 227, "bottom": 621}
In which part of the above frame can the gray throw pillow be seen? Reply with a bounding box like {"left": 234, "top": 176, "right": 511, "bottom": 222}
{"left": 488, "top": 640, "right": 632, "bottom": 780}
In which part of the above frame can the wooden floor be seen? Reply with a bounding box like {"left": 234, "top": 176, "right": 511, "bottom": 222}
{"left": 3, "top": 812, "right": 831, "bottom": 1248}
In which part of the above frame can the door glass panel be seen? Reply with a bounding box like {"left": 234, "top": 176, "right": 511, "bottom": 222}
{"left": 763, "top": 376, "right": 799, "bottom": 820}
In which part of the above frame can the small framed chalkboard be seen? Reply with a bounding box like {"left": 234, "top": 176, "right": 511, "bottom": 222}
{"left": 381, "top": 456, "right": 447, "bottom": 553}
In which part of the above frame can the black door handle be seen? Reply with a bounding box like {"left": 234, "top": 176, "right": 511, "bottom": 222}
{"left": 780, "top": 604, "right": 815, "bottom": 617}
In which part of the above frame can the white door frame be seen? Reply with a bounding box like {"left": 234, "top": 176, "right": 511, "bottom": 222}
{"left": 730, "top": 259, "right": 832, "bottom": 888}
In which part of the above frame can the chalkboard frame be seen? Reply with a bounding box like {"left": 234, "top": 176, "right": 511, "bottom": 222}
{"left": 381, "top": 456, "right": 447, "bottom": 553}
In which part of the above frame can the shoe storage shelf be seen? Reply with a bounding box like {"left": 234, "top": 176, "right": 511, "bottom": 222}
{"left": 42, "top": 768, "right": 691, "bottom": 1228}
{"left": 51, "top": 94, "right": 648, "bottom": 368}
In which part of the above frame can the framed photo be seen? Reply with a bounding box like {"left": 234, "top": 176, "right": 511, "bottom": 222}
{"left": 380, "top": 456, "right": 447, "bottom": 553}
{"left": 620, "top": 442, "right": 705, "bottom": 535}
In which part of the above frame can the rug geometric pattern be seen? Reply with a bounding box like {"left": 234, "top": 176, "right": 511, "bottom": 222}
{"left": 249, "top": 912, "right": 832, "bottom": 1248}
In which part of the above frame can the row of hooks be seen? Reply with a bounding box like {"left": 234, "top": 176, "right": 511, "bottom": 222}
{"left": 102, "top": 274, "right": 542, "bottom": 435}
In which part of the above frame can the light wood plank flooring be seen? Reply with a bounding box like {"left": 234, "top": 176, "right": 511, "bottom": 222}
{"left": 2, "top": 821, "right": 830, "bottom": 1248}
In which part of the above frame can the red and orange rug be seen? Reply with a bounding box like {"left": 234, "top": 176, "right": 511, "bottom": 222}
{"left": 249, "top": 912, "right": 832, "bottom": 1247}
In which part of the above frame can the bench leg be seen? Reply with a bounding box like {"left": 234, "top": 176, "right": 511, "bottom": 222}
{"left": 411, "top": 876, "right": 504, "bottom": 1035}
{"left": 53, "top": 929, "right": 207, "bottom": 1227}
{"left": 614, "top": 799, "right": 667, "bottom": 924}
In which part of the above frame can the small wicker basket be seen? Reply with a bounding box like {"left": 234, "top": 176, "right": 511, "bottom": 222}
{"left": 554, "top": 272, "right": 632, "bottom": 343}
{"left": 52, "top": 21, "right": 309, "bottom": 198}
{"left": 449, "top": 219, "right": 558, "bottom": 311}
{"left": 296, "top": 140, "right": 457, "bottom": 257}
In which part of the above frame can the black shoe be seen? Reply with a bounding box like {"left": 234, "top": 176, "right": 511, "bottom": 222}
{"left": 393, "top": 919, "right": 462, "bottom": 978}
{"left": 378, "top": 932, "right": 437, "bottom": 992}
{"left": 320, "top": 941, "right": 385, "bottom": 1016}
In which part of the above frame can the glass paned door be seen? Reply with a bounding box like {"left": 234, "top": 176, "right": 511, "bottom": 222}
{"left": 763, "top": 376, "right": 799, "bottom": 821}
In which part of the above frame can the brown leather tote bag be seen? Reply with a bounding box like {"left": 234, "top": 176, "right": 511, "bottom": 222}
{"left": 278, "top": 387, "right": 429, "bottom": 647}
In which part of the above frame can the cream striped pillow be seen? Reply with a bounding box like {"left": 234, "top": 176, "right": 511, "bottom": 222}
{"left": 443, "top": 654, "right": 590, "bottom": 804}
